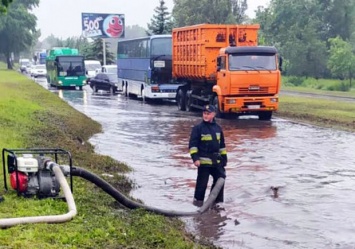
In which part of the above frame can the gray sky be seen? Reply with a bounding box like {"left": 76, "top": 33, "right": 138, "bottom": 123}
{"left": 32, "top": 0, "right": 269, "bottom": 41}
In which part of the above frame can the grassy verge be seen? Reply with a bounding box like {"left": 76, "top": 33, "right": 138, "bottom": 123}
{"left": 277, "top": 92, "right": 355, "bottom": 133}
{"left": 0, "top": 67, "right": 216, "bottom": 248}
{"left": 282, "top": 85, "right": 355, "bottom": 98}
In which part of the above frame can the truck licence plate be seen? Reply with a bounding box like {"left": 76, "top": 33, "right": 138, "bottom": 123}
{"left": 168, "top": 93, "right": 176, "bottom": 98}
{"left": 248, "top": 105, "right": 260, "bottom": 109}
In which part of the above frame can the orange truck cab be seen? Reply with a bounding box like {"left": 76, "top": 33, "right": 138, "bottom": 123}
{"left": 173, "top": 24, "right": 282, "bottom": 120}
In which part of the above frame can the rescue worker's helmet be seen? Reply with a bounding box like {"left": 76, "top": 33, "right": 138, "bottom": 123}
{"left": 203, "top": 105, "right": 216, "bottom": 113}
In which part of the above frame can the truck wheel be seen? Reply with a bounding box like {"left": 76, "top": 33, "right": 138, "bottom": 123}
{"left": 258, "top": 111, "right": 272, "bottom": 120}
{"left": 185, "top": 94, "right": 196, "bottom": 112}
{"left": 110, "top": 86, "right": 114, "bottom": 95}
{"left": 93, "top": 85, "right": 98, "bottom": 93}
{"left": 213, "top": 96, "right": 224, "bottom": 118}
{"left": 177, "top": 89, "right": 186, "bottom": 111}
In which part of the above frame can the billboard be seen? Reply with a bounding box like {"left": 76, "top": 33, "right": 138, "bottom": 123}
{"left": 81, "top": 13, "right": 125, "bottom": 38}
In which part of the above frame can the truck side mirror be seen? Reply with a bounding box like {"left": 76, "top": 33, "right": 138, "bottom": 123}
{"left": 278, "top": 56, "right": 283, "bottom": 72}
{"left": 217, "top": 57, "right": 221, "bottom": 71}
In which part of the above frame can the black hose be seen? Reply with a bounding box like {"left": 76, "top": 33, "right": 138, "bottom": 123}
{"left": 71, "top": 166, "right": 225, "bottom": 217}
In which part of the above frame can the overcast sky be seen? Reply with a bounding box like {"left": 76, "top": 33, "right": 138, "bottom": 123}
{"left": 32, "top": 0, "right": 270, "bottom": 41}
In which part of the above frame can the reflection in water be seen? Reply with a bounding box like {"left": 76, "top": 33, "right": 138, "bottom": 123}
{"left": 34, "top": 77, "right": 88, "bottom": 106}
{"left": 185, "top": 208, "right": 230, "bottom": 244}
{"left": 57, "top": 89, "right": 88, "bottom": 106}
{"left": 57, "top": 93, "right": 355, "bottom": 249}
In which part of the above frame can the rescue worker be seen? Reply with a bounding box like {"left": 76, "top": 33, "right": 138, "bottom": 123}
{"left": 189, "top": 104, "right": 227, "bottom": 206}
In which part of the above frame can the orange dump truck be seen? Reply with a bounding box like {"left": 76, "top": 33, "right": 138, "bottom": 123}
{"left": 172, "top": 24, "right": 282, "bottom": 120}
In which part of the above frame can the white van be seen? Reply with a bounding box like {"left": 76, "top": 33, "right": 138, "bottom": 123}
{"left": 101, "top": 65, "right": 117, "bottom": 74}
{"left": 84, "top": 60, "right": 101, "bottom": 82}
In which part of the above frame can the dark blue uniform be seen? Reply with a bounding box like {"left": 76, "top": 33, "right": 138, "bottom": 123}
{"left": 189, "top": 118, "right": 227, "bottom": 203}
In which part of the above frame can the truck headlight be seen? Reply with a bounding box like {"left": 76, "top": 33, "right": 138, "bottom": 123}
{"left": 227, "top": 99, "right": 236, "bottom": 104}
{"left": 58, "top": 81, "right": 63, "bottom": 85}
{"left": 270, "top": 98, "right": 278, "bottom": 103}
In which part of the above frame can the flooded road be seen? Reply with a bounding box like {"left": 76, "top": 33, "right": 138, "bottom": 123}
{"left": 36, "top": 78, "right": 355, "bottom": 249}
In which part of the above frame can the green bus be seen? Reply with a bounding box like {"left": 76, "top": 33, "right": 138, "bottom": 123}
{"left": 46, "top": 47, "right": 86, "bottom": 90}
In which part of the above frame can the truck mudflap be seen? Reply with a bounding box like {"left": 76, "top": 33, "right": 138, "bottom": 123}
{"left": 222, "top": 96, "right": 279, "bottom": 113}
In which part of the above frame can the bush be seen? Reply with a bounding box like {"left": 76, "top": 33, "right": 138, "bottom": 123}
{"left": 325, "top": 81, "right": 350, "bottom": 92}
{"left": 283, "top": 76, "right": 304, "bottom": 86}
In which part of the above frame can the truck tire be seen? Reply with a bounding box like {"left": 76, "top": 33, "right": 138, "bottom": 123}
{"left": 258, "top": 111, "right": 272, "bottom": 120}
{"left": 213, "top": 96, "right": 224, "bottom": 118}
{"left": 177, "top": 89, "right": 186, "bottom": 111}
{"left": 93, "top": 85, "right": 98, "bottom": 93}
{"left": 185, "top": 94, "right": 192, "bottom": 112}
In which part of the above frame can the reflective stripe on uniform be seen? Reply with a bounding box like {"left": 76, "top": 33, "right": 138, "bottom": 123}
{"left": 201, "top": 133, "right": 221, "bottom": 141}
{"left": 200, "top": 157, "right": 213, "bottom": 165}
{"left": 200, "top": 157, "right": 221, "bottom": 165}
{"left": 201, "top": 134, "right": 212, "bottom": 141}
{"left": 219, "top": 147, "right": 227, "bottom": 155}
{"left": 190, "top": 147, "right": 198, "bottom": 155}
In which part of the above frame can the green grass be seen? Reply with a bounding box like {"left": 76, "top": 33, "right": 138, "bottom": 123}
{"left": 281, "top": 76, "right": 355, "bottom": 96}
{"left": 0, "top": 67, "right": 217, "bottom": 249}
{"left": 277, "top": 94, "right": 355, "bottom": 132}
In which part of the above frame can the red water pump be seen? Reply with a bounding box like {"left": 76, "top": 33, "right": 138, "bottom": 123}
{"left": 8, "top": 154, "right": 60, "bottom": 198}
{"left": 2, "top": 148, "right": 73, "bottom": 198}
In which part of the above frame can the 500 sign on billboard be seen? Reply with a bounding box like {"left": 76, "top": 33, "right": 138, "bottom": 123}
{"left": 81, "top": 13, "right": 125, "bottom": 38}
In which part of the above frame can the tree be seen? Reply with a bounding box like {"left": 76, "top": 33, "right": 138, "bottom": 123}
{"left": 0, "top": 0, "right": 13, "bottom": 13}
{"left": 0, "top": 0, "right": 39, "bottom": 69}
{"left": 254, "top": 0, "right": 329, "bottom": 77}
{"left": 83, "top": 38, "right": 115, "bottom": 65}
{"left": 125, "top": 25, "right": 146, "bottom": 38}
{"left": 231, "top": 0, "right": 248, "bottom": 23}
{"left": 172, "top": 0, "right": 247, "bottom": 27}
{"left": 328, "top": 36, "right": 355, "bottom": 86}
{"left": 147, "top": 0, "right": 173, "bottom": 35}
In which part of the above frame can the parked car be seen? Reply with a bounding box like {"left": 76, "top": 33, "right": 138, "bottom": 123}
{"left": 19, "top": 59, "right": 30, "bottom": 73}
{"left": 89, "top": 73, "right": 118, "bottom": 94}
{"left": 31, "top": 64, "right": 47, "bottom": 78}
{"left": 29, "top": 64, "right": 36, "bottom": 77}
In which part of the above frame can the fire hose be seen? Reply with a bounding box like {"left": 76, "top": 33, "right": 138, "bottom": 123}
{"left": 70, "top": 166, "right": 225, "bottom": 217}
{"left": 0, "top": 161, "right": 225, "bottom": 227}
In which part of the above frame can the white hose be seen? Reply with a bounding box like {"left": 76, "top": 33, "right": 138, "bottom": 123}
{"left": 0, "top": 165, "right": 77, "bottom": 228}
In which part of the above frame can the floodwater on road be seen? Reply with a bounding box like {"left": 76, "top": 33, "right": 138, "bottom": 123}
{"left": 36, "top": 79, "right": 355, "bottom": 249}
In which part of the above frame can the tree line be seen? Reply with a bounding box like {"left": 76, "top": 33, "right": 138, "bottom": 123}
{"left": 1, "top": 0, "right": 355, "bottom": 85}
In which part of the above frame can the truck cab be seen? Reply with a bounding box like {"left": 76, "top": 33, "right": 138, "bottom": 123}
{"left": 215, "top": 46, "right": 281, "bottom": 120}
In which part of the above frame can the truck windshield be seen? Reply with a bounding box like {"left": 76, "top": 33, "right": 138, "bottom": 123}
{"left": 229, "top": 54, "right": 277, "bottom": 71}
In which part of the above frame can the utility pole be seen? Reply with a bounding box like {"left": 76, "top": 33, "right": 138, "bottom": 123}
{"left": 102, "top": 38, "right": 106, "bottom": 65}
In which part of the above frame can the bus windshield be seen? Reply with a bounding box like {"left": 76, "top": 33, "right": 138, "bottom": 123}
{"left": 57, "top": 56, "right": 85, "bottom": 77}
{"left": 229, "top": 54, "right": 277, "bottom": 71}
{"left": 151, "top": 38, "right": 172, "bottom": 57}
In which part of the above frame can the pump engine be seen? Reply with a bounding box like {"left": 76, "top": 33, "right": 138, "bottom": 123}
{"left": 7, "top": 154, "right": 60, "bottom": 198}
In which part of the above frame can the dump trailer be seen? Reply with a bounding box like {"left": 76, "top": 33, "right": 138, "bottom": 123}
{"left": 172, "top": 24, "right": 282, "bottom": 120}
